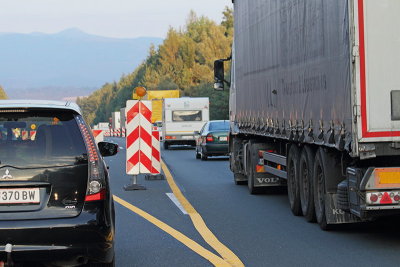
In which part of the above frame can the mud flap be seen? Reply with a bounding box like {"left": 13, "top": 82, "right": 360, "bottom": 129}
{"left": 254, "top": 176, "right": 286, "bottom": 187}
{"left": 325, "top": 193, "right": 361, "bottom": 224}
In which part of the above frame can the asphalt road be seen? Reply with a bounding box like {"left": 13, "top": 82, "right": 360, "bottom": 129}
{"left": 106, "top": 137, "right": 400, "bottom": 267}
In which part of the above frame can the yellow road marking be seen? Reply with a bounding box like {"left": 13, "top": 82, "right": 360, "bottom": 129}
{"left": 113, "top": 195, "right": 230, "bottom": 266}
{"left": 161, "top": 160, "right": 244, "bottom": 267}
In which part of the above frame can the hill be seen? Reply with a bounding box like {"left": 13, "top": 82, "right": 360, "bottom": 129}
{"left": 77, "top": 9, "right": 233, "bottom": 125}
{"left": 0, "top": 28, "right": 163, "bottom": 99}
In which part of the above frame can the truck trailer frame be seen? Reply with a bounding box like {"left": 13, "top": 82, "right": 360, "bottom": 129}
{"left": 215, "top": 0, "right": 400, "bottom": 230}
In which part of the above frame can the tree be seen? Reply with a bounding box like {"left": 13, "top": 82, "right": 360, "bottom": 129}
{"left": 190, "top": 83, "right": 229, "bottom": 120}
{"left": 77, "top": 8, "right": 233, "bottom": 125}
{"left": 0, "top": 85, "right": 8, "bottom": 99}
{"left": 221, "top": 7, "right": 234, "bottom": 37}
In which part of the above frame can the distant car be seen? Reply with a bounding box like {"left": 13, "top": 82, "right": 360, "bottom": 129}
{"left": 0, "top": 100, "right": 117, "bottom": 266}
{"left": 195, "top": 120, "right": 229, "bottom": 160}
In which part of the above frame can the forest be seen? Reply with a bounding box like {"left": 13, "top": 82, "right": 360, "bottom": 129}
{"left": 77, "top": 8, "right": 233, "bottom": 126}
{"left": 0, "top": 86, "right": 8, "bottom": 99}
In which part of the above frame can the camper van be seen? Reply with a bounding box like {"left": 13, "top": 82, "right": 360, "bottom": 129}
{"left": 162, "top": 97, "right": 209, "bottom": 149}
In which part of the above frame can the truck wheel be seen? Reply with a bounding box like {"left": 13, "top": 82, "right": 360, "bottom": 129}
{"left": 247, "top": 142, "right": 261, "bottom": 194}
{"left": 287, "top": 145, "right": 302, "bottom": 216}
{"left": 247, "top": 156, "right": 258, "bottom": 194}
{"left": 234, "top": 173, "right": 247, "bottom": 185}
{"left": 313, "top": 148, "right": 329, "bottom": 230}
{"left": 299, "top": 146, "right": 316, "bottom": 222}
{"left": 163, "top": 142, "right": 169, "bottom": 150}
{"left": 230, "top": 136, "right": 244, "bottom": 173}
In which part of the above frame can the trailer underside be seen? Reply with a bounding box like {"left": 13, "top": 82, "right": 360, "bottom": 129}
{"left": 229, "top": 131, "right": 400, "bottom": 230}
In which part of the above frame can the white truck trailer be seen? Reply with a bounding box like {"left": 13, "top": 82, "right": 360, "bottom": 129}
{"left": 111, "top": 111, "right": 121, "bottom": 130}
{"left": 120, "top": 108, "right": 126, "bottom": 129}
{"left": 214, "top": 0, "right": 400, "bottom": 230}
{"left": 93, "top": 122, "right": 110, "bottom": 130}
{"left": 162, "top": 97, "right": 209, "bottom": 149}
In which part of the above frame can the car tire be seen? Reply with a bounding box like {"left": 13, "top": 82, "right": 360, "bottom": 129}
{"left": 201, "top": 147, "right": 208, "bottom": 161}
{"left": 163, "top": 141, "right": 169, "bottom": 150}
{"left": 287, "top": 145, "right": 302, "bottom": 216}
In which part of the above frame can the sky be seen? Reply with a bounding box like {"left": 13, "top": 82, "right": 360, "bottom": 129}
{"left": 0, "top": 0, "right": 232, "bottom": 38}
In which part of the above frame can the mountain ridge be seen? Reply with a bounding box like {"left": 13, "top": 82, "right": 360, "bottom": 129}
{"left": 0, "top": 28, "right": 163, "bottom": 100}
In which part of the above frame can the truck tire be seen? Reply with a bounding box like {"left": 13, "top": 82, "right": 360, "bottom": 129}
{"left": 230, "top": 136, "right": 244, "bottom": 173}
{"left": 230, "top": 136, "right": 247, "bottom": 185}
{"left": 234, "top": 173, "right": 247, "bottom": 185}
{"left": 163, "top": 141, "right": 169, "bottom": 150}
{"left": 337, "top": 180, "right": 350, "bottom": 211}
{"left": 247, "top": 142, "right": 260, "bottom": 194}
{"left": 247, "top": 152, "right": 259, "bottom": 194}
{"left": 299, "top": 146, "right": 316, "bottom": 222}
{"left": 313, "top": 148, "right": 329, "bottom": 230}
{"left": 287, "top": 145, "right": 302, "bottom": 216}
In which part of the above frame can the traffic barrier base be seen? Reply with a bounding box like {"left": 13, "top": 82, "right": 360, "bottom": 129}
{"left": 124, "top": 175, "right": 146, "bottom": 191}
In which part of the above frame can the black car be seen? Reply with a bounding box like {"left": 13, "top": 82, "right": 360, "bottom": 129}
{"left": 195, "top": 120, "right": 229, "bottom": 160}
{"left": 0, "top": 100, "right": 118, "bottom": 266}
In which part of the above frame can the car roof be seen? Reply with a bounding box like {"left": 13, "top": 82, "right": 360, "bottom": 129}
{"left": 0, "top": 100, "right": 82, "bottom": 115}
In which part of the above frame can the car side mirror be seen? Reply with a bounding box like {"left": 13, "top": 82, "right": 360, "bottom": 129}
{"left": 214, "top": 60, "right": 225, "bottom": 91}
{"left": 98, "top": 141, "right": 119, "bottom": 157}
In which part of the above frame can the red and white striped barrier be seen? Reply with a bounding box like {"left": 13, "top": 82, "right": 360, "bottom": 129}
{"left": 30, "top": 131, "right": 36, "bottom": 141}
{"left": 22, "top": 130, "right": 29, "bottom": 140}
{"left": 92, "top": 129, "right": 104, "bottom": 143}
{"left": 122, "top": 128, "right": 126, "bottom": 137}
{"left": 151, "top": 130, "right": 161, "bottom": 174}
{"left": 126, "top": 100, "right": 153, "bottom": 175}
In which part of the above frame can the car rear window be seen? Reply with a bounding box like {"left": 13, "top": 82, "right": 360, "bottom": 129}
{"left": 172, "top": 110, "right": 202, "bottom": 122}
{"left": 209, "top": 121, "right": 229, "bottom": 131}
{"left": 0, "top": 110, "right": 87, "bottom": 168}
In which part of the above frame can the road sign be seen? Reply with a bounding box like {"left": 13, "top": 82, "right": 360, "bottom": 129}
{"left": 151, "top": 130, "right": 161, "bottom": 174}
{"left": 92, "top": 129, "right": 104, "bottom": 143}
{"left": 126, "top": 100, "right": 152, "bottom": 175}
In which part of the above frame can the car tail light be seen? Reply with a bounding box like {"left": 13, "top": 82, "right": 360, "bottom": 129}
{"left": 76, "top": 116, "right": 106, "bottom": 201}
{"left": 206, "top": 134, "right": 214, "bottom": 142}
{"left": 85, "top": 188, "right": 106, "bottom": 201}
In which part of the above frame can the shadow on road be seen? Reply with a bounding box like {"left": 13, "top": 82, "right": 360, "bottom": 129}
{"left": 164, "top": 145, "right": 195, "bottom": 150}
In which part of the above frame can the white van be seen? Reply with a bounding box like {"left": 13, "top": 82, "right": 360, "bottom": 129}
{"left": 162, "top": 97, "right": 209, "bottom": 149}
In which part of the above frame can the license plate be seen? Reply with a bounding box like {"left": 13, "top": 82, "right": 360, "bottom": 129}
{"left": 0, "top": 188, "right": 40, "bottom": 204}
{"left": 219, "top": 136, "right": 228, "bottom": 141}
{"left": 182, "top": 136, "right": 193, "bottom": 140}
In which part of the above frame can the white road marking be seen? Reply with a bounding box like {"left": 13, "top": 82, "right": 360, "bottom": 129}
{"left": 166, "top": 193, "right": 188, "bottom": 215}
